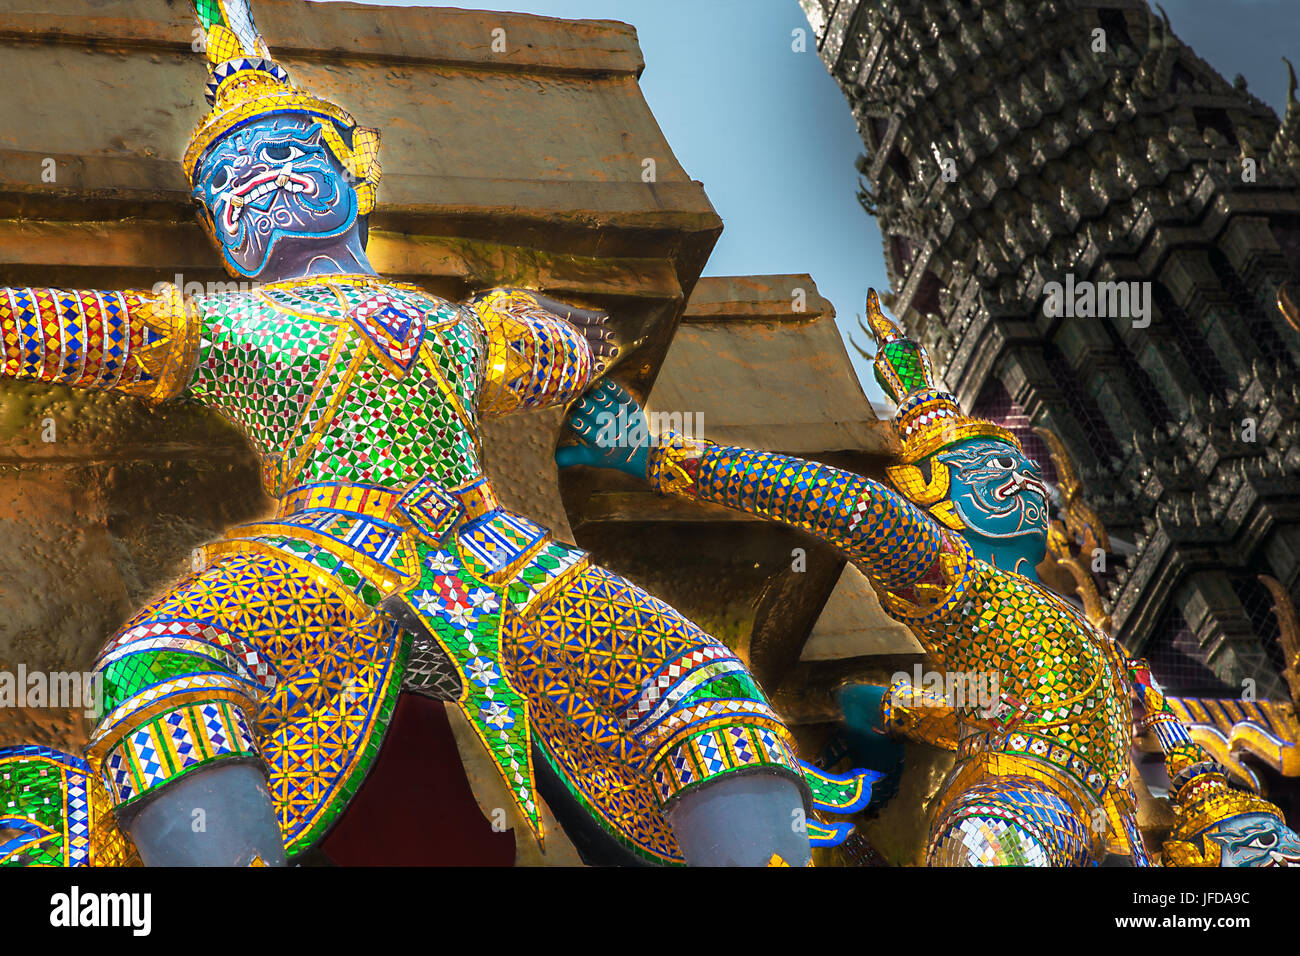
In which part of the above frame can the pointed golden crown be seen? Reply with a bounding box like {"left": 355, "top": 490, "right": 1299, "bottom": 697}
{"left": 181, "top": 0, "right": 381, "bottom": 216}
{"left": 865, "top": 288, "right": 1019, "bottom": 463}
{"left": 1163, "top": 773, "right": 1287, "bottom": 866}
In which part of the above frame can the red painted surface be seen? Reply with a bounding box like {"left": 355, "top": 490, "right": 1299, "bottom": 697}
{"left": 320, "top": 693, "right": 515, "bottom": 865}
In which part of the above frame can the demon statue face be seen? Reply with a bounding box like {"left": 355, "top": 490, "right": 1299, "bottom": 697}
{"left": 931, "top": 437, "right": 1050, "bottom": 574}
{"left": 1203, "top": 813, "right": 1300, "bottom": 867}
{"left": 193, "top": 115, "right": 365, "bottom": 280}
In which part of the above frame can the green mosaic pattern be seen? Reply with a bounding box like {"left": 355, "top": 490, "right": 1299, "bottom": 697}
{"left": 0, "top": 751, "right": 75, "bottom": 866}
{"left": 186, "top": 281, "right": 490, "bottom": 497}
{"left": 189, "top": 290, "right": 345, "bottom": 494}
{"left": 875, "top": 339, "right": 929, "bottom": 402}
{"left": 99, "top": 650, "right": 237, "bottom": 713}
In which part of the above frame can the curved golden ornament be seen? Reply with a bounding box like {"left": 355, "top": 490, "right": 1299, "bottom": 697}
{"left": 1229, "top": 719, "right": 1300, "bottom": 778}
{"left": 1044, "top": 519, "right": 1112, "bottom": 633}
{"left": 1279, "top": 280, "right": 1300, "bottom": 334}
{"left": 1035, "top": 425, "right": 1110, "bottom": 554}
{"left": 1181, "top": 723, "right": 1262, "bottom": 790}
{"left": 1258, "top": 573, "right": 1300, "bottom": 704}
{"left": 885, "top": 461, "right": 950, "bottom": 506}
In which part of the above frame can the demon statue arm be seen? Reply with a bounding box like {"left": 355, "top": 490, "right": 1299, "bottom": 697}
{"left": 558, "top": 378, "right": 963, "bottom": 603}
{"left": 466, "top": 288, "right": 617, "bottom": 418}
{"left": 0, "top": 284, "right": 201, "bottom": 402}
{"left": 652, "top": 440, "right": 957, "bottom": 593}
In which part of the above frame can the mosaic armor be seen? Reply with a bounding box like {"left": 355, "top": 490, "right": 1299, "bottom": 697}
{"left": 0, "top": 277, "right": 829, "bottom": 865}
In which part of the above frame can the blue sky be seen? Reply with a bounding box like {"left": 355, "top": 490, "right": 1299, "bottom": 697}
{"left": 316, "top": 0, "right": 1298, "bottom": 399}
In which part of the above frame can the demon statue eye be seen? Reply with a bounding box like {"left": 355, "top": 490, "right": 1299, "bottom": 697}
{"left": 209, "top": 164, "right": 232, "bottom": 192}
{"left": 259, "top": 143, "right": 307, "bottom": 164}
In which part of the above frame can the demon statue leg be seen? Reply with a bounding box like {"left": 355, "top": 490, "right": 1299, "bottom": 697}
{"left": 667, "top": 774, "right": 810, "bottom": 867}
{"left": 124, "top": 763, "right": 286, "bottom": 867}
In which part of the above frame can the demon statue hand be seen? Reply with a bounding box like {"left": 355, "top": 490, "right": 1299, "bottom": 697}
{"left": 559, "top": 290, "right": 1299, "bottom": 867}
{"left": 0, "top": 0, "right": 874, "bottom": 868}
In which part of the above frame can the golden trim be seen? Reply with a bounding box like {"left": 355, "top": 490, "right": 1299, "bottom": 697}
{"left": 901, "top": 419, "right": 1021, "bottom": 464}
{"left": 120, "top": 283, "right": 203, "bottom": 403}
{"left": 926, "top": 499, "right": 966, "bottom": 531}
{"left": 228, "top": 520, "right": 407, "bottom": 595}
{"left": 201, "top": 538, "right": 380, "bottom": 621}
{"left": 1279, "top": 280, "right": 1300, "bottom": 335}
{"left": 885, "top": 461, "right": 950, "bottom": 505}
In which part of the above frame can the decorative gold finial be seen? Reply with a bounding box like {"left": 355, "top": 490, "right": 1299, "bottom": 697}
{"left": 865, "top": 288, "right": 1020, "bottom": 464}
{"left": 864, "top": 287, "right": 903, "bottom": 345}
